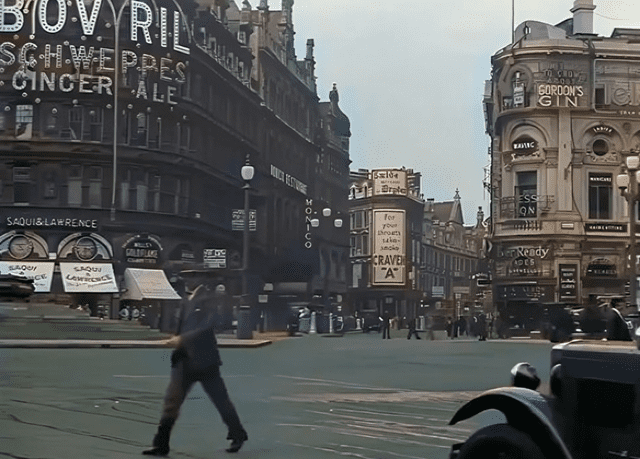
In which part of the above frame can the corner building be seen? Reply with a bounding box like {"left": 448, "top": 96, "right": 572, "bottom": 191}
{"left": 348, "top": 168, "right": 424, "bottom": 324}
{"left": 485, "top": 0, "right": 640, "bottom": 326}
{"left": 0, "top": 0, "right": 350, "bottom": 330}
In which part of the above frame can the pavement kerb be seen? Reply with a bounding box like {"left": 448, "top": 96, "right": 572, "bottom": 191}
{"left": 0, "top": 337, "right": 273, "bottom": 349}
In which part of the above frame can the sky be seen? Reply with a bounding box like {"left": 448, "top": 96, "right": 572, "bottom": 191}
{"left": 288, "top": 0, "right": 640, "bottom": 224}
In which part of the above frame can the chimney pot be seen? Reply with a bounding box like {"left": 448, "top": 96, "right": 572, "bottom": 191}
{"left": 571, "top": 0, "right": 596, "bottom": 35}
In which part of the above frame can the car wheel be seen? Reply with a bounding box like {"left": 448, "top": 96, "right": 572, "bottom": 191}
{"left": 457, "top": 424, "right": 544, "bottom": 459}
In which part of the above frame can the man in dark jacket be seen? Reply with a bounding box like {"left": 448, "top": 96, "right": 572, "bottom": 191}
{"left": 143, "top": 281, "right": 248, "bottom": 456}
{"left": 406, "top": 317, "right": 421, "bottom": 339}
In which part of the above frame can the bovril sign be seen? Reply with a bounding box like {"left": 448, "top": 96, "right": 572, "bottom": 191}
{"left": 0, "top": 0, "right": 190, "bottom": 104}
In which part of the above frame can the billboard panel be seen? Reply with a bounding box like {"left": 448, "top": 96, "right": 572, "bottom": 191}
{"left": 372, "top": 169, "right": 408, "bottom": 196}
{"left": 372, "top": 209, "right": 405, "bottom": 286}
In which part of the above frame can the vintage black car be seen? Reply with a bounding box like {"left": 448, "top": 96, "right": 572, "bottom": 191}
{"left": 0, "top": 274, "right": 34, "bottom": 298}
{"left": 448, "top": 338, "right": 640, "bottom": 458}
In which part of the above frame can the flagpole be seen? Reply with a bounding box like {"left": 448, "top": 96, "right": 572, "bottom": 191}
{"left": 512, "top": 0, "right": 515, "bottom": 43}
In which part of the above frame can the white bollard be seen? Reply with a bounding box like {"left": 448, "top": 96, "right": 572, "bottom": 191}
{"left": 310, "top": 311, "right": 317, "bottom": 334}
{"left": 356, "top": 317, "right": 362, "bottom": 330}
{"left": 329, "top": 313, "right": 334, "bottom": 334}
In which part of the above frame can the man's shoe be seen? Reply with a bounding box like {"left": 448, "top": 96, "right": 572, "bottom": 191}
{"left": 226, "top": 432, "right": 248, "bottom": 453}
{"left": 142, "top": 446, "right": 169, "bottom": 456}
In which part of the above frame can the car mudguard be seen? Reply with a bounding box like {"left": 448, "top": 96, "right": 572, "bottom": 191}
{"left": 449, "top": 387, "right": 572, "bottom": 459}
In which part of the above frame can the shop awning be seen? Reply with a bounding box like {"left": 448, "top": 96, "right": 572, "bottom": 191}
{"left": 60, "top": 263, "right": 119, "bottom": 293}
{"left": 121, "top": 268, "right": 181, "bottom": 301}
{"left": 0, "top": 261, "right": 54, "bottom": 292}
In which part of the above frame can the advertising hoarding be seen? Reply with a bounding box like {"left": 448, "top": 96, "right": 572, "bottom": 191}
{"left": 372, "top": 209, "right": 405, "bottom": 286}
{"left": 372, "top": 169, "right": 408, "bottom": 196}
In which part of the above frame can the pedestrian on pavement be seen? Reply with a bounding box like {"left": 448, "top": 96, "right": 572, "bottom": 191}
{"left": 381, "top": 311, "right": 391, "bottom": 339}
{"left": 446, "top": 317, "right": 453, "bottom": 339}
{"left": 458, "top": 316, "right": 467, "bottom": 337}
{"left": 407, "top": 317, "right": 421, "bottom": 339}
{"left": 143, "top": 278, "right": 248, "bottom": 456}
{"left": 477, "top": 313, "right": 487, "bottom": 341}
{"left": 426, "top": 315, "right": 435, "bottom": 340}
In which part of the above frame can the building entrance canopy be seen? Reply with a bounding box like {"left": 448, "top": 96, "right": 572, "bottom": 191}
{"left": 121, "top": 268, "right": 181, "bottom": 301}
{"left": 0, "top": 262, "right": 54, "bottom": 292}
{"left": 60, "top": 263, "right": 118, "bottom": 293}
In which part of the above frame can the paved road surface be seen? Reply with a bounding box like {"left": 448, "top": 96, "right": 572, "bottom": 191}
{"left": 1, "top": 332, "right": 554, "bottom": 458}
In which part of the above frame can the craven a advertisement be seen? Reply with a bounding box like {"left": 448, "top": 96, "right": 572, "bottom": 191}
{"left": 372, "top": 209, "right": 405, "bottom": 285}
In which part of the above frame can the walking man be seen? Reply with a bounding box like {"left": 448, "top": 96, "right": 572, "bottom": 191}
{"left": 143, "top": 278, "right": 248, "bottom": 456}
{"left": 381, "top": 311, "right": 391, "bottom": 339}
{"left": 407, "top": 317, "right": 421, "bottom": 339}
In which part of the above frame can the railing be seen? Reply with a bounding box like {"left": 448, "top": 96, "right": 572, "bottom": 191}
{"left": 499, "top": 195, "right": 554, "bottom": 219}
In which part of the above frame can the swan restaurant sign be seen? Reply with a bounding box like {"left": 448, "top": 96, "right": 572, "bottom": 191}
{"left": 372, "top": 209, "right": 405, "bottom": 286}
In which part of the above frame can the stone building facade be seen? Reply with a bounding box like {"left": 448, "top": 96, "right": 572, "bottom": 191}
{"left": 485, "top": 0, "right": 640, "bottom": 328}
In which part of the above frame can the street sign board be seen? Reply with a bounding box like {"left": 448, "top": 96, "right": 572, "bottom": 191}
{"left": 232, "top": 209, "right": 257, "bottom": 231}
{"left": 203, "top": 249, "right": 226, "bottom": 268}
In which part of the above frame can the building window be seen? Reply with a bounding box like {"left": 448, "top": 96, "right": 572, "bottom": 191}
{"left": 15, "top": 105, "right": 33, "bottom": 140}
{"left": 150, "top": 117, "right": 161, "bottom": 149}
{"left": 120, "top": 170, "right": 131, "bottom": 210}
{"left": 151, "top": 174, "right": 160, "bottom": 212}
{"left": 13, "top": 166, "right": 31, "bottom": 204}
{"left": 136, "top": 172, "right": 148, "bottom": 211}
{"left": 67, "top": 165, "right": 83, "bottom": 207}
{"left": 88, "top": 166, "right": 102, "bottom": 208}
{"left": 0, "top": 110, "right": 7, "bottom": 135}
{"left": 132, "top": 112, "right": 148, "bottom": 146}
{"left": 589, "top": 173, "right": 612, "bottom": 220}
{"left": 516, "top": 171, "right": 537, "bottom": 218}
{"left": 43, "top": 172, "right": 57, "bottom": 199}
{"left": 176, "top": 178, "right": 189, "bottom": 215}
{"left": 592, "top": 138, "right": 609, "bottom": 156}
{"left": 43, "top": 106, "right": 59, "bottom": 137}
{"left": 69, "top": 106, "right": 83, "bottom": 140}
{"left": 88, "top": 108, "right": 103, "bottom": 142}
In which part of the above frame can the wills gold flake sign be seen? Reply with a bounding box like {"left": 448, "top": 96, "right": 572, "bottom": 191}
{"left": 372, "top": 209, "right": 405, "bottom": 286}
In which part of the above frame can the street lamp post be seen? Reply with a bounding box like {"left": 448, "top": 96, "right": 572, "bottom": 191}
{"left": 237, "top": 155, "right": 254, "bottom": 339}
{"left": 108, "top": 0, "right": 129, "bottom": 222}
{"left": 617, "top": 155, "right": 640, "bottom": 313}
{"left": 309, "top": 207, "right": 343, "bottom": 334}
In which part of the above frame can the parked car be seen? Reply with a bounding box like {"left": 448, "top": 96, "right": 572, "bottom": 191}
{"left": 448, "top": 337, "right": 640, "bottom": 458}
{"left": 362, "top": 312, "right": 382, "bottom": 333}
{"left": 0, "top": 274, "right": 34, "bottom": 298}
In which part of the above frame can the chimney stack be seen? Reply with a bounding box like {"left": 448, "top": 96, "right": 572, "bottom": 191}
{"left": 571, "top": 0, "right": 595, "bottom": 35}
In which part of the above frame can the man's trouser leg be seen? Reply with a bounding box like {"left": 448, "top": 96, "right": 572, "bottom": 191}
{"left": 200, "top": 367, "right": 247, "bottom": 440}
{"left": 144, "top": 362, "right": 194, "bottom": 456}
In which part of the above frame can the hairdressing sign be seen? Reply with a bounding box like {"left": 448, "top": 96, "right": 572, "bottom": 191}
{"left": 0, "top": 0, "right": 189, "bottom": 103}
{"left": 372, "top": 209, "right": 405, "bottom": 286}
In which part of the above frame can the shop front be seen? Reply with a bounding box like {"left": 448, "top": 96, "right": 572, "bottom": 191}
{"left": 58, "top": 233, "right": 119, "bottom": 314}
{"left": 120, "top": 267, "right": 181, "bottom": 332}
{"left": 581, "top": 256, "right": 626, "bottom": 305}
{"left": 495, "top": 282, "right": 555, "bottom": 331}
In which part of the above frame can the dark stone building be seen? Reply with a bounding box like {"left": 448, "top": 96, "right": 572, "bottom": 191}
{"left": 0, "top": 0, "right": 350, "bottom": 331}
